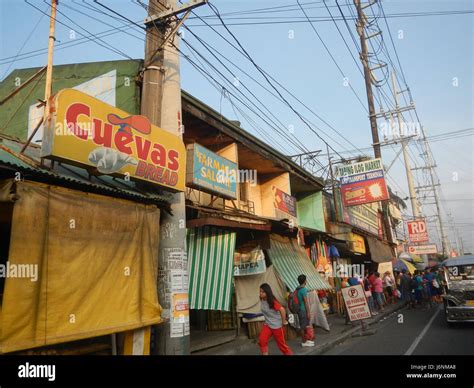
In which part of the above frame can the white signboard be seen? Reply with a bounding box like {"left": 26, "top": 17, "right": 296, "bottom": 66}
{"left": 408, "top": 244, "right": 438, "bottom": 255}
{"left": 341, "top": 284, "right": 371, "bottom": 322}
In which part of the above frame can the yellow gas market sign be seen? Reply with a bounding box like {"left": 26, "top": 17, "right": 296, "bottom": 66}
{"left": 41, "top": 89, "right": 185, "bottom": 191}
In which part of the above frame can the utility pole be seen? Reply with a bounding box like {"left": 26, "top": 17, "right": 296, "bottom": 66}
{"left": 460, "top": 237, "right": 465, "bottom": 256}
{"left": 22, "top": 0, "right": 57, "bottom": 153}
{"left": 327, "top": 144, "right": 340, "bottom": 222}
{"left": 447, "top": 212, "right": 463, "bottom": 256}
{"left": 390, "top": 72, "right": 429, "bottom": 266}
{"left": 390, "top": 72, "right": 421, "bottom": 219}
{"left": 420, "top": 127, "right": 450, "bottom": 257}
{"left": 353, "top": 0, "right": 393, "bottom": 245}
{"left": 142, "top": 0, "right": 205, "bottom": 356}
{"left": 44, "top": 0, "right": 58, "bottom": 115}
{"left": 354, "top": 0, "right": 381, "bottom": 159}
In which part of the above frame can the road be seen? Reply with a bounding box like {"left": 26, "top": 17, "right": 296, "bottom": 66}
{"left": 324, "top": 304, "right": 474, "bottom": 355}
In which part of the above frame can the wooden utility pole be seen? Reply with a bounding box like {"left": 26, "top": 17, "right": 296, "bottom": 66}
{"left": 141, "top": 1, "right": 166, "bottom": 126}
{"left": 22, "top": 0, "right": 57, "bottom": 153}
{"left": 142, "top": 0, "right": 205, "bottom": 356}
{"left": 44, "top": 0, "right": 58, "bottom": 109}
{"left": 353, "top": 0, "right": 393, "bottom": 244}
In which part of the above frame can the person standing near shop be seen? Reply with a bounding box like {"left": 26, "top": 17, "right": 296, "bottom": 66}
{"left": 373, "top": 272, "right": 385, "bottom": 311}
{"left": 400, "top": 269, "right": 413, "bottom": 308}
{"left": 383, "top": 271, "right": 395, "bottom": 304}
{"left": 258, "top": 283, "right": 293, "bottom": 355}
{"left": 296, "top": 274, "right": 314, "bottom": 347}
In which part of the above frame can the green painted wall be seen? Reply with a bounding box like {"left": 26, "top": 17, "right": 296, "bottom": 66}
{"left": 0, "top": 59, "right": 142, "bottom": 140}
{"left": 297, "top": 191, "right": 326, "bottom": 232}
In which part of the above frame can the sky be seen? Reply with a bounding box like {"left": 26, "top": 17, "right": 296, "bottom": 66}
{"left": 0, "top": 0, "right": 473, "bottom": 253}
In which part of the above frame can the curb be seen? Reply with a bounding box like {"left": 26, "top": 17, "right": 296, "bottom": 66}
{"left": 309, "top": 303, "right": 407, "bottom": 355}
{"left": 193, "top": 303, "right": 407, "bottom": 355}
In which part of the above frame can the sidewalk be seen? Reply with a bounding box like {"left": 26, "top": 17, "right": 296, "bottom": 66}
{"left": 193, "top": 302, "right": 406, "bottom": 355}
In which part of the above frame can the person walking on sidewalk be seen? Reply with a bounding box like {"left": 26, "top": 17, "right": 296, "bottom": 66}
{"left": 258, "top": 283, "right": 293, "bottom": 355}
{"left": 296, "top": 274, "right": 314, "bottom": 347}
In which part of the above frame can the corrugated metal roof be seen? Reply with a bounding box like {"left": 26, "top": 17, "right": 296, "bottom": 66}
{"left": 0, "top": 136, "right": 173, "bottom": 206}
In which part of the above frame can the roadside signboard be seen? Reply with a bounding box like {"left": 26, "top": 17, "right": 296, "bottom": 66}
{"left": 273, "top": 186, "right": 297, "bottom": 217}
{"left": 341, "top": 284, "right": 371, "bottom": 322}
{"left": 407, "top": 219, "right": 429, "bottom": 243}
{"left": 233, "top": 248, "right": 266, "bottom": 276}
{"left": 341, "top": 201, "right": 383, "bottom": 238}
{"left": 336, "top": 158, "right": 389, "bottom": 207}
{"left": 348, "top": 232, "right": 366, "bottom": 254}
{"left": 41, "top": 89, "right": 186, "bottom": 191}
{"left": 408, "top": 244, "right": 438, "bottom": 255}
{"left": 186, "top": 143, "right": 238, "bottom": 199}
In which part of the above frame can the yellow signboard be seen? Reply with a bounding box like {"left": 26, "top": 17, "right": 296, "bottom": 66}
{"left": 348, "top": 232, "right": 366, "bottom": 254}
{"left": 41, "top": 89, "right": 185, "bottom": 191}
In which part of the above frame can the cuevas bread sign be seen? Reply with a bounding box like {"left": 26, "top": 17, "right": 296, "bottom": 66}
{"left": 42, "top": 89, "right": 186, "bottom": 191}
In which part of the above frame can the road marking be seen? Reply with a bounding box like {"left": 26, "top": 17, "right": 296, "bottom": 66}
{"left": 404, "top": 306, "right": 441, "bottom": 355}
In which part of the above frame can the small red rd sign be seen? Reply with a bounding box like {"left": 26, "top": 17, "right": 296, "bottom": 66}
{"left": 407, "top": 219, "right": 429, "bottom": 243}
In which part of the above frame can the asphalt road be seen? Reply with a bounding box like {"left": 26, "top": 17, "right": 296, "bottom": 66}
{"left": 325, "top": 304, "right": 474, "bottom": 355}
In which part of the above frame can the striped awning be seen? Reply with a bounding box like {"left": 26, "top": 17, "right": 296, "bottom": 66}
{"left": 267, "top": 234, "right": 332, "bottom": 291}
{"left": 187, "top": 226, "right": 236, "bottom": 311}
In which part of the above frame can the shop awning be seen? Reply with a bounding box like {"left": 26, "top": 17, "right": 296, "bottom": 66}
{"left": 367, "top": 237, "right": 394, "bottom": 263}
{"left": 187, "top": 226, "right": 236, "bottom": 311}
{"left": 267, "top": 234, "right": 331, "bottom": 291}
{"left": 0, "top": 180, "right": 163, "bottom": 354}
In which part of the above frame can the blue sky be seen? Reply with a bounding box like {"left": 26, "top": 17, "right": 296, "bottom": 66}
{"left": 0, "top": 0, "right": 473, "bottom": 252}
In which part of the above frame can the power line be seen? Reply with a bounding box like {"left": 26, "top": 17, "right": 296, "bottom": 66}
{"left": 185, "top": 10, "right": 474, "bottom": 26}
{"left": 1, "top": 3, "right": 47, "bottom": 79}
{"left": 180, "top": 37, "right": 313, "bottom": 156}
{"left": 182, "top": 23, "right": 368, "bottom": 160}
{"left": 206, "top": 2, "right": 355, "bottom": 161}
{"left": 23, "top": 0, "right": 139, "bottom": 63}
{"left": 297, "top": 0, "right": 368, "bottom": 115}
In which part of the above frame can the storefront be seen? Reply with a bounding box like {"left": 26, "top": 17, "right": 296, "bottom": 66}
{"left": 185, "top": 218, "right": 271, "bottom": 351}
{"left": 0, "top": 88, "right": 187, "bottom": 354}
{"left": 0, "top": 179, "right": 163, "bottom": 354}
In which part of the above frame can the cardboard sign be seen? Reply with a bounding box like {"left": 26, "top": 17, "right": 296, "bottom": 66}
{"left": 342, "top": 284, "right": 371, "bottom": 322}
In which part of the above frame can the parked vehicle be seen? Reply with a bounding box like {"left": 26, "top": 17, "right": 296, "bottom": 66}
{"left": 442, "top": 255, "right": 474, "bottom": 325}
